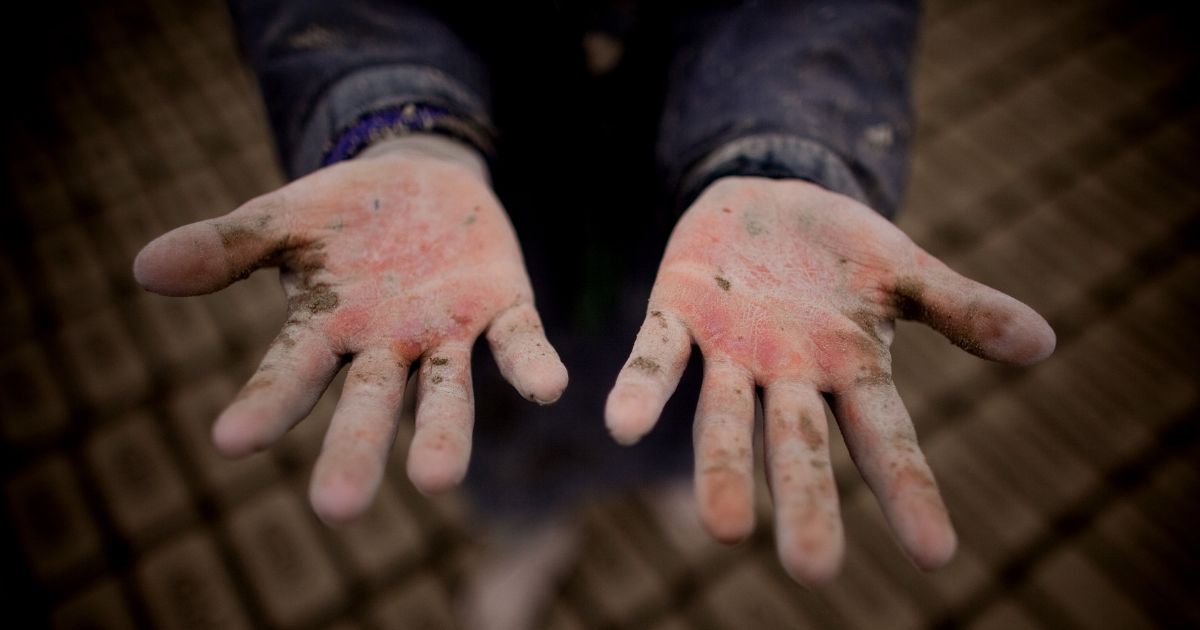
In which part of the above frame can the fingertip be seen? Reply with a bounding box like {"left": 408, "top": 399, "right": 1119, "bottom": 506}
{"left": 520, "top": 357, "right": 569, "bottom": 405}
{"left": 607, "top": 427, "right": 644, "bottom": 447}
{"left": 406, "top": 444, "right": 468, "bottom": 496}
{"left": 131, "top": 242, "right": 156, "bottom": 290}
{"left": 916, "top": 527, "right": 958, "bottom": 571}
{"left": 133, "top": 226, "right": 227, "bottom": 296}
{"left": 893, "top": 497, "right": 958, "bottom": 571}
{"left": 210, "top": 410, "right": 262, "bottom": 459}
{"left": 778, "top": 531, "right": 845, "bottom": 587}
{"left": 1004, "top": 310, "right": 1056, "bottom": 366}
{"left": 698, "top": 476, "right": 756, "bottom": 545}
{"left": 604, "top": 384, "right": 656, "bottom": 445}
{"left": 309, "top": 471, "right": 374, "bottom": 526}
{"left": 704, "top": 510, "right": 755, "bottom": 545}
{"left": 910, "top": 524, "right": 958, "bottom": 571}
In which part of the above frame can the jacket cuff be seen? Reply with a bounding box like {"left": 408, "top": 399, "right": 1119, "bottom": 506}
{"left": 686, "top": 132, "right": 892, "bottom": 211}
{"left": 677, "top": 133, "right": 878, "bottom": 217}
{"left": 290, "top": 64, "right": 494, "bottom": 179}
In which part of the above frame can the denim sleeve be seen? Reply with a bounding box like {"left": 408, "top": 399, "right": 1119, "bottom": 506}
{"left": 225, "top": 0, "right": 493, "bottom": 180}
{"left": 658, "top": 0, "right": 921, "bottom": 218}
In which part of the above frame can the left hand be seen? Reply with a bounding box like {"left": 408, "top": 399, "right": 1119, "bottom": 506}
{"left": 605, "top": 176, "right": 1055, "bottom": 584}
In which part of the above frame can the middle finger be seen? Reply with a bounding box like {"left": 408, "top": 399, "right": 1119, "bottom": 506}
{"left": 762, "top": 380, "right": 843, "bottom": 584}
{"left": 694, "top": 357, "right": 757, "bottom": 543}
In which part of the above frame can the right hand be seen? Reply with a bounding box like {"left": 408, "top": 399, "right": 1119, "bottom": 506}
{"left": 133, "top": 135, "right": 568, "bottom": 524}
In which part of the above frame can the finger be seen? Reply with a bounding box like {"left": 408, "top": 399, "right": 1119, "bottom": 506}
{"left": 309, "top": 348, "right": 408, "bottom": 524}
{"left": 693, "top": 358, "right": 756, "bottom": 544}
{"left": 605, "top": 309, "right": 692, "bottom": 445}
{"left": 211, "top": 326, "right": 340, "bottom": 457}
{"left": 407, "top": 342, "right": 475, "bottom": 495}
{"left": 832, "top": 379, "right": 956, "bottom": 570}
{"left": 133, "top": 192, "right": 291, "bottom": 296}
{"left": 762, "top": 381, "right": 844, "bottom": 585}
{"left": 895, "top": 256, "right": 1055, "bottom": 365}
{"left": 485, "top": 302, "right": 569, "bottom": 404}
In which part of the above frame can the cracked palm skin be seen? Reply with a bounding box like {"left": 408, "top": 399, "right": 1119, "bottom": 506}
{"left": 606, "top": 176, "right": 1056, "bottom": 585}
{"left": 134, "top": 136, "right": 567, "bottom": 524}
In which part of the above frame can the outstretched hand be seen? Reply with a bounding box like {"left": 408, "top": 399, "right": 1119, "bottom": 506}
{"left": 606, "top": 177, "right": 1055, "bottom": 584}
{"left": 134, "top": 136, "right": 568, "bottom": 524}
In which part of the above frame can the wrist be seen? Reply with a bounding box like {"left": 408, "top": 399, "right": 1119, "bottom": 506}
{"left": 356, "top": 133, "right": 490, "bottom": 184}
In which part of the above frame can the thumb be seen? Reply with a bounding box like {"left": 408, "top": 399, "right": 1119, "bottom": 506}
{"left": 133, "top": 194, "right": 290, "bottom": 296}
{"left": 896, "top": 255, "right": 1056, "bottom": 366}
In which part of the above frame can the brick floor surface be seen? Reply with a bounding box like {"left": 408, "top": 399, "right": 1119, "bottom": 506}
{"left": 2, "top": 0, "right": 1197, "bottom": 628}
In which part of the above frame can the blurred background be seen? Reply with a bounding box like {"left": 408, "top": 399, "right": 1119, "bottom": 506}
{"left": 1, "top": 0, "right": 1197, "bottom": 628}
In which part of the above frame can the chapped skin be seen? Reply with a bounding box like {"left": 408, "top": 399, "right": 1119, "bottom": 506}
{"left": 133, "top": 137, "right": 568, "bottom": 525}
{"left": 606, "top": 176, "right": 1056, "bottom": 585}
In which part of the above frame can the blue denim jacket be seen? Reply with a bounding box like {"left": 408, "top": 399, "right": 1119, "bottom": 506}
{"left": 227, "top": 0, "right": 919, "bottom": 218}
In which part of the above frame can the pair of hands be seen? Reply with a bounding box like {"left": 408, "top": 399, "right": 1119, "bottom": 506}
{"left": 134, "top": 135, "right": 1055, "bottom": 585}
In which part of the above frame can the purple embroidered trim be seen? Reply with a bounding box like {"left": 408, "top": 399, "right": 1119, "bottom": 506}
{"left": 321, "top": 103, "right": 492, "bottom": 166}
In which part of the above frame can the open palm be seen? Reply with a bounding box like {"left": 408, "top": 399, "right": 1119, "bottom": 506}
{"left": 606, "top": 176, "right": 1055, "bottom": 583}
{"left": 135, "top": 138, "right": 568, "bottom": 524}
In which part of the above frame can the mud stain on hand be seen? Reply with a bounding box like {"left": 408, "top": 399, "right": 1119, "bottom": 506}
{"left": 218, "top": 214, "right": 287, "bottom": 281}
{"left": 351, "top": 366, "right": 388, "bottom": 387}
{"left": 650, "top": 310, "right": 668, "bottom": 328}
{"left": 629, "top": 356, "right": 661, "bottom": 374}
{"left": 798, "top": 413, "right": 824, "bottom": 450}
{"left": 891, "top": 278, "right": 927, "bottom": 320}
{"left": 892, "top": 276, "right": 984, "bottom": 356}
{"left": 714, "top": 275, "right": 731, "bottom": 291}
{"left": 853, "top": 367, "right": 893, "bottom": 387}
{"left": 217, "top": 223, "right": 254, "bottom": 249}
{"left": 283, "top": 245, "right": 341, "bottom": 317}
{"left": 288, "top": 283, "right": 339, "bottom": 314}
{"left": 847, "top": 310, "right": 885, "bottom": 345}
{"left": 217, "top": 213, "right": 272, "bottom": 249}
{"left": 428, "top": 356, "right": 449, "bottom": 384}
{"left": 291, "top": 244, "right": 328, "bottom": 276}
{"left": 891, "top": 430, "right": 920, "bottom": 456}
{"left": 741, "top": 214, "right": 765, "bottom": 236}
